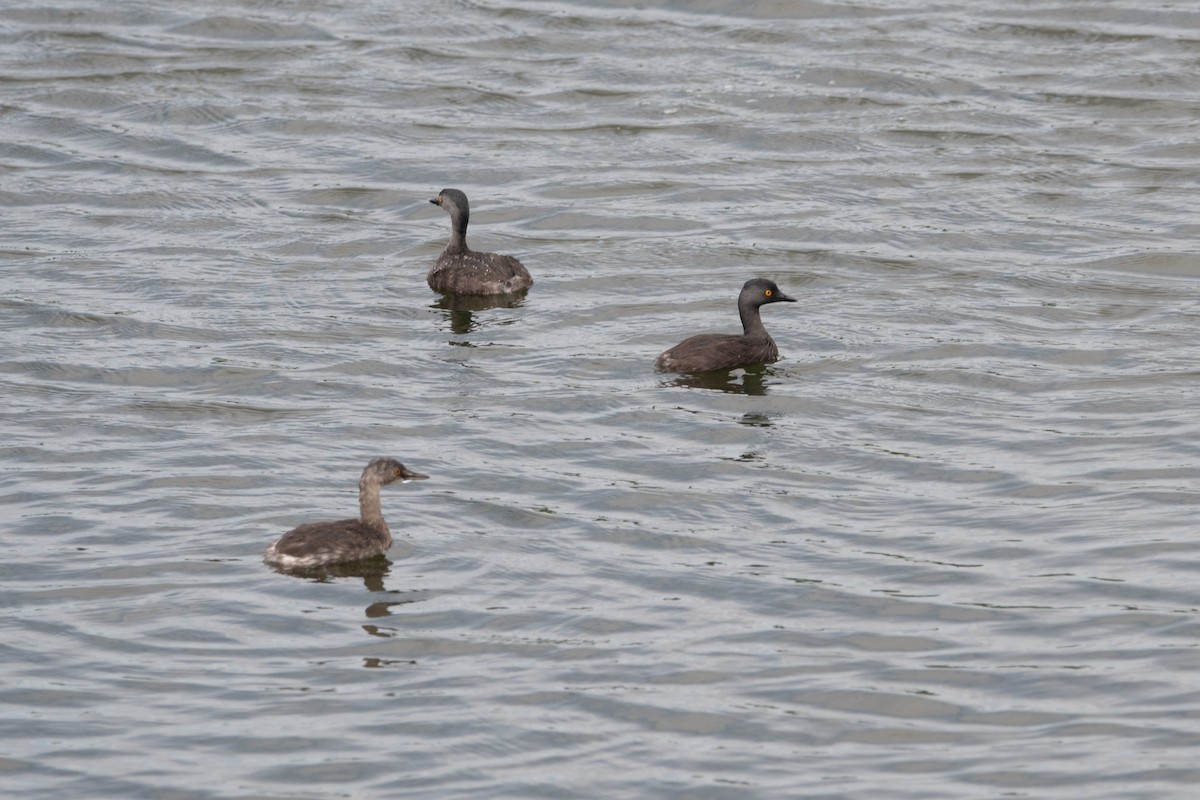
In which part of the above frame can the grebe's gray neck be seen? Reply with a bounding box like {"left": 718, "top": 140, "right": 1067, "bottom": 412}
{"left": 446, "top": 209, "right": 468, "bottom": 253}
{"left": 358, "top": 471, "right": 387, "bottom": 531}
{"left": 738, "top": 296, "right": 769, "bottom": 340}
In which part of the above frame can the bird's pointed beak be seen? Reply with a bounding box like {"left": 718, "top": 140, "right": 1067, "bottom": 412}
{"left": 402, "top": 470, "right": 430, "bottom": 483}
{"left": 429, "top": 197, "right": 441, "bottom": 206}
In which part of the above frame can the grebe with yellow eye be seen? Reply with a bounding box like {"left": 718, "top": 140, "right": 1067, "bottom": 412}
{"left": 656, "top": 278, "right": 797, "bottom": 373}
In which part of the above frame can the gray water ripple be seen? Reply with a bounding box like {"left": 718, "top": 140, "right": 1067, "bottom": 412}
{"left": 3, "top": 0, "right": 1200, "bottom": 798}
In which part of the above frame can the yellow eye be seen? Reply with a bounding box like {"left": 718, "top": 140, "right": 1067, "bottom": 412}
{"left": 394, "top": 468, "right": 403, "bottom": 477}
{"left": 764, "top": 289, "right": 773, "bottom": 297}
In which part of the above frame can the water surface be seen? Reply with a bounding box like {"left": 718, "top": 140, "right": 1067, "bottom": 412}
{"left": 3, "top": 1, "right": 1199, "bottom": 797}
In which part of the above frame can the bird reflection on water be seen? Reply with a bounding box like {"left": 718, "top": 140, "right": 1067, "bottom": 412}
{"left": 431, "top": 292, "right": 527, "bottom": 337}
{"left": 661, "top": 362, "right": 772, "bottom": 396}
{"left": 269, "top": 554, "right": 429, "bottom": 637}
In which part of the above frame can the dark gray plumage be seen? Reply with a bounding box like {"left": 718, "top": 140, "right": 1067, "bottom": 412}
{"left": 264, "top": 458, "right": 428, "bottom": 569}
{"left": 656, "top": 278, "right": 797, "bottom": 373}
{"left": 428, "top": 188, "right": 533, "bottom": 295}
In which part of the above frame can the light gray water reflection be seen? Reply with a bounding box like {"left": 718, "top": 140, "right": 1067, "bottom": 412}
{"left": 3, "top": 0, "right": 1199, "bottom": 798}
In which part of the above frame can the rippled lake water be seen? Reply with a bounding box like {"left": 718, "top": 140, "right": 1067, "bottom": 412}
{"left": 3, "top": 1, "right": 1199, "bottom": 797}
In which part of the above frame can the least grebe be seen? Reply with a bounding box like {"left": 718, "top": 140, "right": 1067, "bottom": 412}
{"left": 428, "top": 188, "right": 533, "bottom": 295}
{"left": 656, "top": 278, "right": 797, "bottom": 373}
{"left": 264, "top": 457, "right": 428, "bottom": 569}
